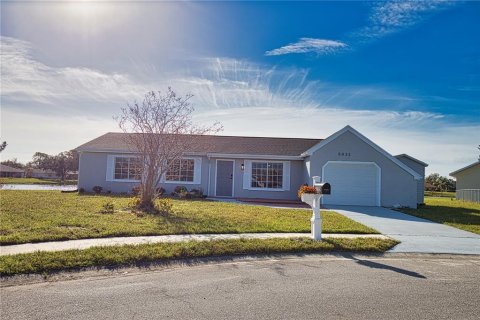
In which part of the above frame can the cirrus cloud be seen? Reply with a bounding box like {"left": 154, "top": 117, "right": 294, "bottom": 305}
{"left": 265, "top": 38, "right": 347, "bottom": 56}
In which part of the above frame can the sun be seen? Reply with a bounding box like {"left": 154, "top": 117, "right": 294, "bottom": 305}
{"left": 66, "top": 0, "right": 106, "bottom": 18}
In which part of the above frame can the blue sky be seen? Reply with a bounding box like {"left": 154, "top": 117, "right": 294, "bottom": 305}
{"left": 1, "top": 0, "right": 479, "bottom": 176}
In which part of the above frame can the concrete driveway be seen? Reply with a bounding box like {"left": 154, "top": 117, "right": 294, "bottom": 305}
{"left": 325, "top": 205, "right": 480, "bottom": 254}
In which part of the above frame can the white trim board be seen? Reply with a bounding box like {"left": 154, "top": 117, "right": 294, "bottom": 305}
{"left": 302, "top": 125, "right": 422, "bottom": 180}
{"left": 450, "top": 161, "right": 480, "bottom": 176}
{"left": 207, "top": 153, "right": 303, "bottom": 160}
{"left": 395, "top": 154, "right": 428, "bottom": 167}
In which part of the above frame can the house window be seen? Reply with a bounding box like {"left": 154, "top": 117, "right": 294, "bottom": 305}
{"left": 166, "top": 159, "right": 195, "bottom": 182}
{"left": 251, "top": 162, "right": 283, "bottom": 189}
{"left": 114, "top": 157, "right": 142, "bottom": 181}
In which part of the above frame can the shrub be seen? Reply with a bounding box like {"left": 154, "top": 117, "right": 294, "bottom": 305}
{"left": 155, "top": 198, "right": 173, "bottom": 215}
{"left": 92, "top": 186, "right": 103, "bottom": 194}
{"left": 78, "top": 188, "right": 85, "bottom": 194}
{"left": 128, "top": 196, "right": 141, "bottom": 209}
{"left": 297, "top": 185, "right": 318, "bottom": 198}
{"left": 190, "top": 188, "right": 204, "bottom": 198}
{"left": 179, "top": 189, "right": 191, "bottom": 199}
{"left": 100, "top": 201, "right": 115, "bottom": 214}
{"left": 132, "top": 186, "right": 141, "bottom": 196}
{"left": 174, "top": 186, "right": 188, "bottom": 194}
{"left": 156, "top": 187, "right": 166, "bottom": 196}
{"left": 171, "top": 186, "right": 189, "bottom": 198}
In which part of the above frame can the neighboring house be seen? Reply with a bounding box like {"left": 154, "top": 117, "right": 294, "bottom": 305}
{"left": 0, "top": 164, "right": 25, "bottom": 178}
{"left": 76, "top": 125, "right": 426, "bottom": 208}
{"left": 450, "top": 161, "right": 480, "bottom": 203}
{"left": 28, "top": 168, "right": 59, "bottom": 179}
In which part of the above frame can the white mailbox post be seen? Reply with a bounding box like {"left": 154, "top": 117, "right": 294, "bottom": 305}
{"left": 300, "top": 176, "right": 325, "bottom": 241}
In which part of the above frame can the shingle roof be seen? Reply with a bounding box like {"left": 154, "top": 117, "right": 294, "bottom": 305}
{"left": 76, "top": 132, "right": 322, "bottom": 157}
{"left": 0, "top": 164, "right": 25, "bottom": 173}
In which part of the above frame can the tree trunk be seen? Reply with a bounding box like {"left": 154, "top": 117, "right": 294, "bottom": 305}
{"left": 139, "top": 165, "right": 156, "bottom": 210}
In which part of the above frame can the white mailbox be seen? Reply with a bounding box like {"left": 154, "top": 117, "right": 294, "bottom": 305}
{"left": 301, "top": 176, "right": 331, "bottom": 240}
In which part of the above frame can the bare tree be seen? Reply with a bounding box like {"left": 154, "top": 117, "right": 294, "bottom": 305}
{"left": 0, "top": 141, "right": 6, "bottom": 153}
{"left": 116, "top": 88, "right": 222, "bottom": 210}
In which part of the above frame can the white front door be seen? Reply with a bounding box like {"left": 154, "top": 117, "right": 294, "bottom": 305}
{"left": 322, "top": 161, "right": 380, "bottom": 206}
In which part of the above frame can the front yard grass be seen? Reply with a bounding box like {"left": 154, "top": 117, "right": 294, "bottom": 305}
{"left": 0, "top": 191, "right": 378, "bottom": 245}
{"left": 0, "top": 237, "right": 399, "bottom": 276}
{"left": 400, "top": 197, "right": 480, "bottom": 234}
{"left": 0, "top": 177, "right": 77, "bottom": 185}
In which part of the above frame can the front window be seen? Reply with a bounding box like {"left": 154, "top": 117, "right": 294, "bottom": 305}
{"left": 251, "top": 162, "right": 283, "bottom": 189}
{"left": 166, "top": 159, "right": 195, "bottom": 182}
{"left": 114, "top": 157, "right": 142, "bottom": 180}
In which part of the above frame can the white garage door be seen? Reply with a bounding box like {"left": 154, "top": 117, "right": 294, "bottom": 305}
{"left": 322, "top": 162, "right": 380, "bottom": 206}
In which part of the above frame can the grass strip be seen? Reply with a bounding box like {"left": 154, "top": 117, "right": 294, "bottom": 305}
{"left": 0, "top": 237, "right": 398, "bottom": 276}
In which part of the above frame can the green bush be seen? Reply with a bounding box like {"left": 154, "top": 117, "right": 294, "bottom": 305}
{"left": 100, "top": 201, "right": 115, "bottom": 214}
{"left": 155, "top": 198, "right": 173, "bottom": 215}
{"left": 92, "top": 186, "right": 103, "bottom": 194}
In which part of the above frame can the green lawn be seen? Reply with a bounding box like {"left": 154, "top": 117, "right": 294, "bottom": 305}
{"left": 0, "top": 237, "right": 398, "bottom": 276}
{"left": 424, "top": 191, "right": 455, "bottom": 198}
{"left": 0, "top": 191, "right": 378, "bottom": 245}
{"left": 0, "top": 177, "right": 77, "bottom": 185}
{"left": 400, "top": 197, "right": 480, "bottom": 234}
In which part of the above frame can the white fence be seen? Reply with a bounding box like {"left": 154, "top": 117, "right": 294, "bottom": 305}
{"left": 456, "top": 189, "right": 480, "bottom": 203}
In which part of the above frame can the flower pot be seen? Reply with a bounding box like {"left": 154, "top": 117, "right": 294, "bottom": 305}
{"left": 301, "top": 193, "right": 320, "bottom": 207}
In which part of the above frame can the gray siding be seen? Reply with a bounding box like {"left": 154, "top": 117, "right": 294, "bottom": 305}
{"left": 207, "top": 158, "right": 305, "bottom": 200}
{"left": 396, "top": 155, "right": 426, "bottom": 204}
{"left": 78, "top": 152, "right": 303, "bottom": 199}
{"left": 78, "top": 152, "right": 209, "bottom": 194}
{"left": 453, "top": 164, "right": 480, "bottom": 190}
{"left": 307, "top": 131, "right": 418, "bottom": 208}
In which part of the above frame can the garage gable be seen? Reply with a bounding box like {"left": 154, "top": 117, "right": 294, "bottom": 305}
{"left": 302, "top": 126, "right": 422, "bottom": 180}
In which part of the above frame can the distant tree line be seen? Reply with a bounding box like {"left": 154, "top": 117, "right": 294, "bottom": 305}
{"left": 425, "top": 173, "right": 456, "bottom": 192}
{"left": 1, "top": 150, "right": 78, "bottom": 184}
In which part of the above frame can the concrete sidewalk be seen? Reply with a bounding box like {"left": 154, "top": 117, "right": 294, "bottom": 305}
{"left": 0, "top": 233, "right": 388, "bottom": 256}
{"left": 326, "top": 205, "right": 480, "bottom": 255}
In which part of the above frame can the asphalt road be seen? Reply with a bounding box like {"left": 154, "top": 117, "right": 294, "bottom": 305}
{"left": 1, "top": 254, "right": 479, "bottom": 320}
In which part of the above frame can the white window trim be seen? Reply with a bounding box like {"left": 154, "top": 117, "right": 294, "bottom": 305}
{"left": 107, "top": 155, "right": 141, "bottom": 183}
{"left": 162, "top": 157, "right": 202, "bottom": 185}
{"left": 243, "top": 160, "right": 290, "bottom": 192}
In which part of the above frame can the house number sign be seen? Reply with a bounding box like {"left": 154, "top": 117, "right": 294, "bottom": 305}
{"left": 338, "top": 152, "right": 351, "bottom": 156}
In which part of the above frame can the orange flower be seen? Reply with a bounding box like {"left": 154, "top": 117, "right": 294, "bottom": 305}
{"left": 297, "top": 185, "right": 318, "bottom": 198}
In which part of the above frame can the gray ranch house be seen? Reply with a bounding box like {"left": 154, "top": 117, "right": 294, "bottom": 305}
{"left": 76, "top": 125, "right": 427, "bottom": 208}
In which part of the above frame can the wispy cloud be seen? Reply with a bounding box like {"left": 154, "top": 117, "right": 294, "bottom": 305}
{"left": 265, "top": 38, "right": 347, "bottom": 56}
{"left": 355, "top": 0, "right": 456, "bottom": 40}
{"left": 1, "top": 36, "right": 146, "bottom": 107}
{"left": 2, "top": 36, "right": 477, "bottom": 176}
{"left": 266, "top": 1, "right": 456, "bottom": 57}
